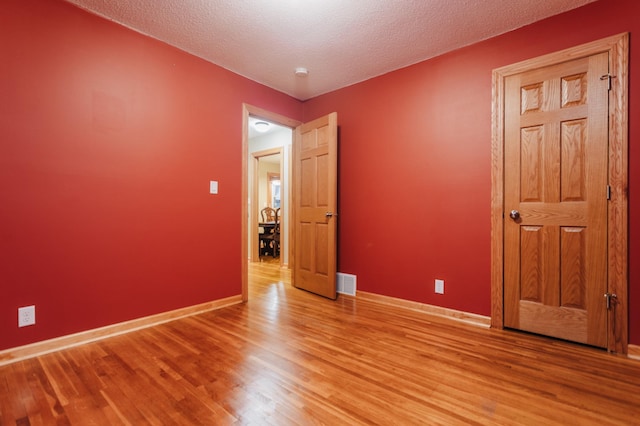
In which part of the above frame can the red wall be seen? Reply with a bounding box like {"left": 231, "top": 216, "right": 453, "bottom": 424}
{"left": 3, "top": 0, "right": 638, "bottom": 352}
{"left": 0, "top": 0, "right": 303, "bottom": 351}
{"left": 303, "top": 0, "right": 640, "bottom": 345}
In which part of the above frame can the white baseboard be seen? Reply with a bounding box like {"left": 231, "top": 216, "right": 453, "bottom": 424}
{"left": 0, "top": 295, "right": 243, "bottom": 367}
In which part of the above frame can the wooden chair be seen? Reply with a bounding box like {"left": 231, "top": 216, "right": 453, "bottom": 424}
{"left": 259, "top": 207, "right": 278, "bottom": 257}
{"left": 260, "top": 207, "right": 277, "bottom": 223}
{"left": 261, "top": 220, "right": 280, "bottom": 257}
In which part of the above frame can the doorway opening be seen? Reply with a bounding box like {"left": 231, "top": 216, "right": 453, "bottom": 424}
{"left": 241, "top": 105, "right": 301, "bottom": 302}
{"left": 251, "top": 149, "right": 284, "bottom": 263}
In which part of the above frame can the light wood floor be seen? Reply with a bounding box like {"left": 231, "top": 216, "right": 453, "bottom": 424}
{"left": 1, "top": 261, "right": 639, "bottom": 425}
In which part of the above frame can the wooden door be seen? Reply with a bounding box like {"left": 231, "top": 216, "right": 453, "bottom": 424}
{"left": 293, "top": 113, "right": 338, "bottom": 299}
{"left": 503, "top": 53, "right": 609, "bottom": 347}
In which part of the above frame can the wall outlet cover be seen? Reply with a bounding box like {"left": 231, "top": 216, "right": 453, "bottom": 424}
{"left": 18, "top": 305, "right": 36, "bottom": 327}
{"left": 435, "top": 279, "right": 445, "bottom": 294}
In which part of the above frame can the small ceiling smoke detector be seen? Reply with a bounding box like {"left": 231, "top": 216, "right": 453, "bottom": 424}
{"left": 253, "top": 121, "right": 270, "bottom": 132}
{"left": 294, "top": 67, "right": 309, "bottom": 77}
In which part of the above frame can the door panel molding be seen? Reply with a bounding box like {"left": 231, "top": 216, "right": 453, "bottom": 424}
{"left": 491, "top": 33, "right": 628, "bottom": 353}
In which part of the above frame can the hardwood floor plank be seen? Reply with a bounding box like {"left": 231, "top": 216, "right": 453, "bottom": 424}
{"left": 1, "top": 261, "right": 639, "bottom": 424}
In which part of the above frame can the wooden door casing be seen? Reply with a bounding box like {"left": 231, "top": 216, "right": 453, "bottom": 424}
{"left": 293, "top": 113, "right": 338, "bottom": 299}
{"left": 491, "top": 34, "right": 629, "bottom": 354}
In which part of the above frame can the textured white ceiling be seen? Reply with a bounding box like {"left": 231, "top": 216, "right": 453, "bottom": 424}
{"left": 65, "top": 0, "right": 597, "bottom": 100}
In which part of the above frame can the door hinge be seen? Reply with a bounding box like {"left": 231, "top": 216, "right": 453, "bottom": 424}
{"left": 606, "top": 185, "right": 611, "bottom": 200}
{"left": 604, "top": 292, "right": 617, "bottom": 310}
{"left": 600, "top": 74, "right": 615, "bottom": 91}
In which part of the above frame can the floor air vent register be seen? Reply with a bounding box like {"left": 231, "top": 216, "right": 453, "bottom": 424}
{"left": 336, "top": 272, "right": 357, "bottom": 296}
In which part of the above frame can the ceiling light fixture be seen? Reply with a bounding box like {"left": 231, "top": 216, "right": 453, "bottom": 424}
{"left": 253, "top": 121, "right": 270, "bottom": 132}
{"left": 294, "top": 67, "right": 309, "bottom": 77}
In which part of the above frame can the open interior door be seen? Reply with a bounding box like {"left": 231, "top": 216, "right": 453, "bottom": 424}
{"left": 293, "top": 113, "right": 338, "bottom": 299}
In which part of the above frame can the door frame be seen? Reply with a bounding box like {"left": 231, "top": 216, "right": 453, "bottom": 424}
{"left": 242, "top": 104, "right": 301, "bottom": 302}
{"left": 490, "top": 33, "right": 629, "bottom": 353}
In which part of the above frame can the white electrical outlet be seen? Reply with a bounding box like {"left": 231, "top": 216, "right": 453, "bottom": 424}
{"left": 18, "top": 305, "right": 36, "bottom": 327}
{"left": 435, "top": 279, "right": 445, "bottom": 294}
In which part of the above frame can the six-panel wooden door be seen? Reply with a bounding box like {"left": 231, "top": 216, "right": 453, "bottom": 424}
{"left": 293, "top": 113, "right": 338, "bottom": 299}
{"left": 503, "top": 53, "right": 609, "bottom": 347}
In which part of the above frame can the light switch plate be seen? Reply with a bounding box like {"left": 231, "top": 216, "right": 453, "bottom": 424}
{"left": 209, "top": 181, "right": 218, "bottom": 194}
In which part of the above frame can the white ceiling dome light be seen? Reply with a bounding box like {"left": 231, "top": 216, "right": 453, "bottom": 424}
{"left": 253, "top": 121, "right": 270, "bottom": 133}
